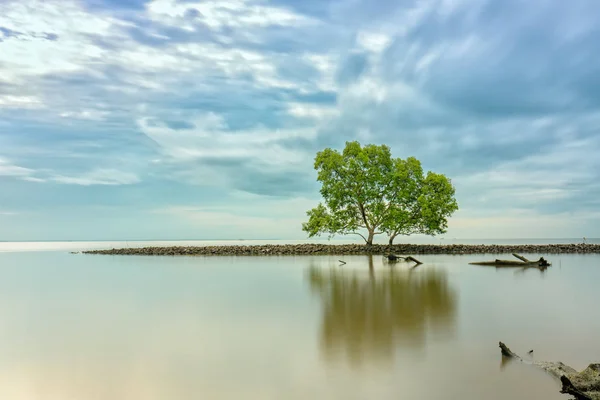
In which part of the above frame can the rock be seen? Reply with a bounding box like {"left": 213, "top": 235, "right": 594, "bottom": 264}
{"left": 80, "top": 243, "right": 600, "bottom": 256}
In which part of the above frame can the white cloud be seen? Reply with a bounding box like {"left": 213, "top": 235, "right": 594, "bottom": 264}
{"left": 171, "top": 43, "right": 305, "bottom": 91}
{"left": 59, "top": 110, "right": 109, "bottom": 121}
{"left": 456, "top": 134, "right": 600, "bottom": 208}
{"left": 0, "top": 0, "right": 123, "bottom": 82}
{"left": 22, "top": 177, "right": 46, "bottom": 183}
{"left": 0, "top": 95, "right": 44, "bottom": 109}
{"left": 414, "top": 48, "right": 442, "bottom": 74}
{"left": 137, "top": 115, "right": 314, "bottom": 166}
{"left": 287, "top": 103, "right": 338, "bottom": 120}
{"left": 0, "top": 158, "right": 35, "bottom": 178}
{"left": 301, "top": 54, "right": 337, "bottom": 92}
{"left": 51, "top": 169, "right": 140, "bottom": 186}
{"left": 356, "top": 32, "right": 391, "bottom": 53}
{"left": 0, "top": 0, "right": 329, "bottom": 112}
{"left": 146, "top": 0, "right": 316, "bottom": 30}
{"left": 0, "top": 159, "right": 140, "bottom": 187}
{"left": 0, "top": 0, "right": 135, "bottom": 116}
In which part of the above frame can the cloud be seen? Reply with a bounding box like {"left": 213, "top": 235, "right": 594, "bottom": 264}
{"left": 287, "top": 103, "right": 338, "bottom": 120}
{"left": 59, "top": 110, "right": 109, "bottom": 121}
{"left": 0, "top": 156, "right": 140, "bottom": 186}
{"left": 154, "top": 195, "right": 319, "bottom": 238}
{"left": 0, "top": 95, "right": 44, "bottom": 109}
{"left": 3, "top": 0, "right": 600, "bottom": 238}
{"left": 137, "top": 114, "right": 314, "bottom": 162}
{"left": 306, "top": 0, "right": 600, "bottom": 228}
{"left": 0, "top": 158, "right": 34, "bottom": 178}
{"left": 146, "top": 0, "right": 317, "bottom": 30}
{"left": 0, "top": 0, "right": 123, "bottom": 84}
{"left": 356, "top": 32, "right": 392, "bottom": 53}
{"left": 448, "top": 208, "right": 600, "bottom": 239}
{"left": 51, "top": 169, "right": 141, "bottom": 186}
{"left": 136, "top": 114, "right": 317, "bottom": 195}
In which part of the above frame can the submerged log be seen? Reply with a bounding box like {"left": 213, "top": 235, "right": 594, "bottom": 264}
{"left": 385, "top": 254, "right": 423, "bottom": 264}
{"left": 470, "top": 259, "right": 544, "bottom": 266}
{"left": 470, "top": 254, "right": 550, "bottom": 267}
{"left": 499, "top": 342, "right": 600, "bottom": 400}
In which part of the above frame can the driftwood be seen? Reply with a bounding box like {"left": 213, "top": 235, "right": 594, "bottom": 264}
{"left": 385, "top": 254, "right": 423, "bottom": 265}
{"left": 471, "top": 259, "right": 546, "bottom": 266}
{"left": 512, "top": 253, "right": 529, "bottom": 262}
{"left": 470, "top": 253, "right": 550, "bottom": 268}
{"left": 406, "top": 256, "right": 423, "bottom": 264}
{"left": 499, "top": 342, "right": 600, "bottom": 400}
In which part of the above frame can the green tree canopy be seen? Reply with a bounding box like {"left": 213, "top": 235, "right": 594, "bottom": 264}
{"left": 302, "top": 141, "right": 458, "bottom": 245}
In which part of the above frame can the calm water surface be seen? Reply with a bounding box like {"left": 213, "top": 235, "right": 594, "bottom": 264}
{"left": 0, "top": 246, "right": 599, "bottom": 399}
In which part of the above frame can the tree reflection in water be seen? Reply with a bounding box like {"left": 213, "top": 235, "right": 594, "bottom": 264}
{"left": 307, "top": 256, "right": 457, "bottom": 367}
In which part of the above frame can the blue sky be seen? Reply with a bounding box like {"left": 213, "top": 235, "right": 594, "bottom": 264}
{"left": 1, "top": 0, "right": 600, "bottom": 241}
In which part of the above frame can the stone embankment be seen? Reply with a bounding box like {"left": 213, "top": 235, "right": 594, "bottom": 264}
{"left": 82, "top": 243, "right": 600, "bottom": 256}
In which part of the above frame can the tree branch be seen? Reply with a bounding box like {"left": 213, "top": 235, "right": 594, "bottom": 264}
{"left": 350, "top": 231, "right": 368, "bottom": 242}
{"left": 358, "top": 202, "right": 371, "bottom": 231}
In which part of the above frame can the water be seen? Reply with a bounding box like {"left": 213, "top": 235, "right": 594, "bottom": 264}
{"left": 0, "top": 245, "right": 599, "bottom": 399}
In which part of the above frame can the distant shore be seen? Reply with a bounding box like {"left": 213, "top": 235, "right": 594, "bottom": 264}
{"left": 82, "top": 243, "right": 600, "bottom": 256}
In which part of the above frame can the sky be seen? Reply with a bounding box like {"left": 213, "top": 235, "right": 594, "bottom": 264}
{"left": 1, "top": 0, "right": 600, "bottom": 241}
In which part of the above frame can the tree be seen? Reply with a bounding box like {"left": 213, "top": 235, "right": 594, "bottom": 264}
{"left": 302, "top": 141, "right": 458, "bottom": 245}
{"left": 302, "top": 141, "right": 394, "bottom": 245}
{"left": 382, "top": 157, "right": 459, "bottom": 245}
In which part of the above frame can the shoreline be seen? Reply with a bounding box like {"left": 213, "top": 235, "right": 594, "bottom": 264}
{"left": 82, "top": 243, "right": 600, "bottom": 256}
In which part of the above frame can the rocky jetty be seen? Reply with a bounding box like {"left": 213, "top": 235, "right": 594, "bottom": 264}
{"left": 82, "top": 243, "right": 600, "bottom": 256}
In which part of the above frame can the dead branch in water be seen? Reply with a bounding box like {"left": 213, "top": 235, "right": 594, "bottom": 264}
{"left": 470, "top": 259, "right": 546, "bottom": 266}
{"left": 499, "top": 342, "right": 599, "bottom": 400}
{"left": 512, "top": 253, "right": 530, "bottom": 262}
{"left": 406, "top": 256, "right": 423, "bottom": 265}
{"left": 385, "top": 254, "right": 423, "bottom": 265}
{"left": 470, "top": 253, "right": 550, "bottom": 268}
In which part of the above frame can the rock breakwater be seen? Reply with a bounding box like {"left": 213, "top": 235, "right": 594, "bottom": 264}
{"left": 82, "top": 243, "right": 600, "bottom": 256}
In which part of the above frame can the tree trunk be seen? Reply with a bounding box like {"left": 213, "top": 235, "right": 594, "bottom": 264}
{"left": 366, "top": 230, "right": 375, "bottom": 246}
{"left": 388, "top": 234, "right": 398, "bottom": 246}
